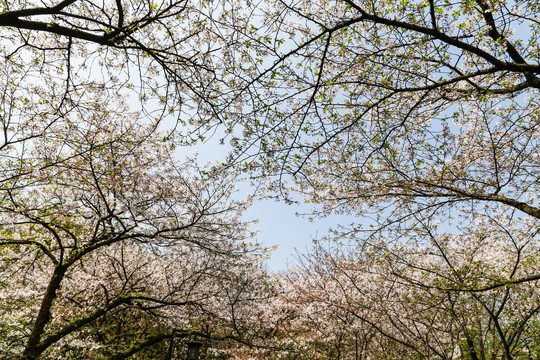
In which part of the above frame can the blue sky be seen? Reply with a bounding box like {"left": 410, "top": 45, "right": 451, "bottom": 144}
{"left": 244, "top": 196, "right": 357, "bottom": 271}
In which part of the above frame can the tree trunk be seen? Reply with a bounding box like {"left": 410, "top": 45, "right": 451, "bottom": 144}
{"left": 20, "top": 265, "right": 66, "bottom": 360}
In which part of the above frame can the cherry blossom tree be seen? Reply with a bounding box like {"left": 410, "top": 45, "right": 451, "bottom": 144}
{"left": 0, "top": 0, "right": 248, "bottom": 200}
{"left": 283, "top": 216, "right": 540, "bottom": 359}
{"left": 213, "top": 0, "right": 540, "bottom": 288}
{"left": 211, "top": 2, "right": 540, "bottom": 356}
{"left": 0, "top": 0, "right": 237, "bottom": 126}
{"left": 224, "top": 0, "right": 540, "bottom": 184}
{"left": 0, "top": 2, "right": 281, "bottom": 359}
{"left": 0, "top": 105, "right": 277, "bottom": 359}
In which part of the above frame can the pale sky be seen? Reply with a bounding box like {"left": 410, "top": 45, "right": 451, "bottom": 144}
{"left": 244, "top": 198, "right": 357, "bottom": 271}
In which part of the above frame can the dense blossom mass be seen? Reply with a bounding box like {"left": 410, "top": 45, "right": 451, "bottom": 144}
{"left": 0, "top": 0, "right": 539, "bottom": 359}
